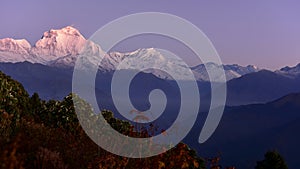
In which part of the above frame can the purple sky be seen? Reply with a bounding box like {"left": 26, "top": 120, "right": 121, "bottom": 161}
{"left": 1, "top": 0, "right": 300, "bottom": 70}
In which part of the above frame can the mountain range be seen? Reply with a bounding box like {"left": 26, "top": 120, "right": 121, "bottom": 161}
{"left": 1, "top": 63, "right": 299, "bottom": 168}
{"left": 1, "top": 26, "right": 299, "bottom": 83}
{"left": 1, "top": 26, "right": 300, "bottom": 107}
{"left": 1, "top": 26, "right": 300, "bottom": 169}
{"left": 186, "top": 92, "right": 300, "bottom": 169}
{"left": 0, "top": 26, "right": 263, "bottom": 81}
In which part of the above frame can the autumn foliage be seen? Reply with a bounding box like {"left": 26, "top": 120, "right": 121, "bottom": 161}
{"left": 0, "top": 71, "right": 206, "bottom": 169}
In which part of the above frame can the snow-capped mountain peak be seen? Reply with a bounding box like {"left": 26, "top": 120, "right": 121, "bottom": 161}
{"left": 0, "top": 26, "right": 92, "bottom": 64}
{"left": 276, "top": 63, "right": 300, "bottom": 78}
{"left": 223, "top": 64, "right": 259, "bottom": 75}
{"left": 0, "top": 38, "right": 32, "bottom": 63}
{"left": 0, "top": 26, "right": 263, "bottom": 81}
{"left": 192, "top": 62, "right": 260, "bottom": 81}
{"left": 31, "top": 26, "right": 87, "bottom": 63}
{"left": 0, "top": 38, "right": 31, "bottom": 53}
{"left": 124, "top": 48, "right": 165, "bottom": 62}
{"left": 280, "top": 63, "right": 300, "bottom": 72}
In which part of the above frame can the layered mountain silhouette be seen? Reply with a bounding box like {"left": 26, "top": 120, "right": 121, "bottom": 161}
{"left": 226, "top": 69, "right": 300, "bottom": 105}
{"left": 1, "top": 61, "right": 299, "bottom": 108}
{"left": 1, "top": 26, "right": 299, "bottom": 107}
{"left": 1, "top": 67, "right": 298, "bottom": 168}
{"left": 186, "top": 92, "right": 300, "bottom": 169}
{"left": 0, "top": 26, "right": 300, "bottom": 169}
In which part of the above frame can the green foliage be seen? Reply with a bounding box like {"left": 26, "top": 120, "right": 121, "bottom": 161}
{"left": 255, "top": 150, "right": 288, "bottom": 169}
{"left": 29, "top": 92, "right": 43, "bottom": 116}
{"left": 101, "top": 110, "right": 132, "bottom": 135}
{"left": 0, "top": 71, "right": 30, "bottom": 122}
{"left": 36, "top": 94, "right": 79, "bottom": 132}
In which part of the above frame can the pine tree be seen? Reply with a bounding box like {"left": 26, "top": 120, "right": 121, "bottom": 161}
{"left": 255, "top": 150, "right": 288, "bottom": 169}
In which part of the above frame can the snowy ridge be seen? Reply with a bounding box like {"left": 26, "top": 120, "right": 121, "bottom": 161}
{"left": 31, "top": 26, "right": 87, "bottom": 63}
{"left": 275, "top": 63, "right": 300, "bottom": 78}
{"left": 0, "top": 38, "right": 31, "bottom": 63}
{"left": 192, "top": 62, "right": 259, "bottom": 81}
{"left": 0, "top": 26, "right": 90, "bottom": 64}
{"left": 0, "top": 26, "right": 261, "bottom": 81}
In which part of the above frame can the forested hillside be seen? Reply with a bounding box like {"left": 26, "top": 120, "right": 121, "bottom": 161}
{"left": 0, "top": 71, "right": 206, "bottom": 169}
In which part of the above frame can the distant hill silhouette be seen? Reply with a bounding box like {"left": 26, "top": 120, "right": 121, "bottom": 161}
{"left": 226, "top": 70, "right": 300, "bottom": 105}
{"left": 1, "top": 62, "right": 300, "bottom": 108}
{"left": 187, "top": 92, "right": 300, "bottom": 169}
